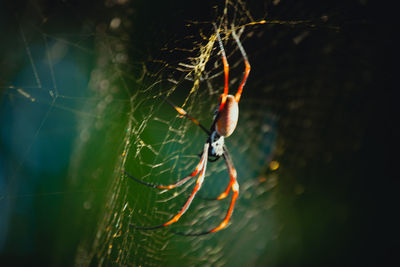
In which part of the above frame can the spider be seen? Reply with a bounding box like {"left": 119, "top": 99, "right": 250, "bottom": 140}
{"left": 125, "top": 24, "right": 250, "bottom": 236}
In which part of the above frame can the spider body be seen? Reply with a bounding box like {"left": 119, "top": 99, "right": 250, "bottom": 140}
{"left": 215, "top": 94, "right": 239, "bottom": 137}
{"left": 125, "top": 24, "right": 250, "bottom": 236}
{"left": 208, "top": 94, "right": 238, "bottom": 160}
{"left": 208, "top": 132, "right": 224, "bottom": 158}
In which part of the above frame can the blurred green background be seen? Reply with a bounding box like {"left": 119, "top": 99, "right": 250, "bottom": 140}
{"left": 0, "top": 0, "right": 395, "bottom": 266}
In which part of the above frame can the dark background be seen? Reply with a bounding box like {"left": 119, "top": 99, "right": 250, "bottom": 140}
{"left": 0, "top": 0, "right": 396, "bottom": 266}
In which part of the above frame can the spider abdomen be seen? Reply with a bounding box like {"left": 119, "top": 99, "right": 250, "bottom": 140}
{"left": 216, "top": 95, "right": 239, "bottom": 137}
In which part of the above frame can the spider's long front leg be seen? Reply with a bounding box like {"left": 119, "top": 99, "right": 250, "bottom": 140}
{"left": 231, "top": 28, "right": 251, "bottom": 103}
{"left": 213, "top": 23, "right": 230, "bottom": 112}
{"left": 130, "top": 143, "right": 209, "bottom": 230}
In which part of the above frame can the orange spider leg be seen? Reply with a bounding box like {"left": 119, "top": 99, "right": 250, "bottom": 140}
{"left": 213, "top": 23, "right": 230, "bottom": 112}
{"left": 201, "top": 148, "right": 235, "bottom": 200}
{"left": 231, "top": 28, "right": 251, "bottom": 103}
{"left": 171, "top": 147, "right": 239, "bottom": 236}
{"left": 163, "top": 148, "right": 208, "bottom": 226}
{"left": 197, "top": 179, "right": 232, "bottom": 201}
{"left": 216, "top": 180, "right": 234, "bottom": 200}
{"left": 210, "top": 181, "right": 239, "bottom": 233}
{"left": 130, "top": 143, "right": 209, "bottom": 230}
{"left": 162, "top": 96, "right": 210, "bottom": 134}
{"left": 214, "top": 147, "right": 236, "bottom": 200}
{"left": 124, "top": 152, "right": 206, "bottom": 189}
{"left": 209, "top": 147, "right": 239, "bottom": 233}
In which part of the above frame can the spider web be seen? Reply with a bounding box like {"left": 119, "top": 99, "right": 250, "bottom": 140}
{"left": 73, "top": 3, "right": 279, "bottom": 266}
{"left": 0, "top": 0, "right": 385, "bottom": 266}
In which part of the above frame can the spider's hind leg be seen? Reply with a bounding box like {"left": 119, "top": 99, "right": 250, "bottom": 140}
{"left": 124, "top": 148, "right": 207, "bottom": 190}
{"left": 129, "top": 143, "right": 210, "bottom": 230}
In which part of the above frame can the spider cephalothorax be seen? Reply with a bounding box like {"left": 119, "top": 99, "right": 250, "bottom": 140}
{"left": 209, "top": 131, "right": 224, "bottom": 158}
{"left": 125, "top": 23, "right": 250, "bottom": 236}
